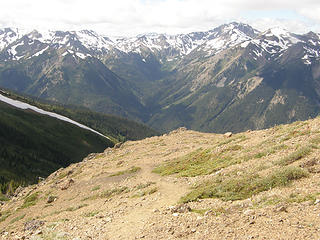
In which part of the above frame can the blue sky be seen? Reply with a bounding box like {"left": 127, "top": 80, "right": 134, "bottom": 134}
{"left": 0, "top": 0, "right": 319, "bottom": 36}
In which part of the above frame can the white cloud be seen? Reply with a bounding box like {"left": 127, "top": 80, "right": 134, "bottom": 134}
{"left": 247, "top": 18, "right": 315, "bottom": 34}
{"left": 299, "top": 6, "right": 320, "bottom": 22}
{"left": 0, "top": 0, "right": 320, "bottom": 36}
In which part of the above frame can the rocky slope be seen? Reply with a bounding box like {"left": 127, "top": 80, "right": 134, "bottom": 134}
{"left": 1, "top": 117, "right": 320, "bottom": 239}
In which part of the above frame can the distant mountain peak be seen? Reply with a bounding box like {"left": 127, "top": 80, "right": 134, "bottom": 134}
{"left": 211, "top": 22, "right": 259, "bottom": 38}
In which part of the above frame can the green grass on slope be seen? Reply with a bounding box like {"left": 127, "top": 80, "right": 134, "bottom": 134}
{"left": 180, "top": 166, "right": 308, "bottom": 203}
{"left": 153, "top": 135, "right": 248, "bottom": 177}
{"left": 0, "top": 101, "right": 113, "bottom": 193}
{"left": 154, "top": 120, "right": 319, "bottom": 203}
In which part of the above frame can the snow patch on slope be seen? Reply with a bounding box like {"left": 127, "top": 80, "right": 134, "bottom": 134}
{"left": 249, "top": 27, "right": 302, "bottom": 57}
{"left": 0, "top": 93, "right": 109, "bottom": 139}
{"left": 75, "top": 30, "right": 113, "bottom": 53}
{"left": 32, "top": 46, "right": 49, "bottom": 57}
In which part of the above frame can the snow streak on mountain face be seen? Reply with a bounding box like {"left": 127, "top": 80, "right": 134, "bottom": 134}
{"left": 0, "top": 93, "right": 109, "bottom": 139}
{"left": 0, "top": 22, "right": 318, "bottom": 64}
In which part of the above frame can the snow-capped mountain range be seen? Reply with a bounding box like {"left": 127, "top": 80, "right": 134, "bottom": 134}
{"left": 0, "top": 22, "right": 319, "bottom": 64}
{"left": 1, "top": 22, "right": 320, "bottom": 134}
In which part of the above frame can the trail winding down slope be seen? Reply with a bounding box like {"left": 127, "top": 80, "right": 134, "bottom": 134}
{"left": 1, "top": 117, "right": 320, "bottom": 239}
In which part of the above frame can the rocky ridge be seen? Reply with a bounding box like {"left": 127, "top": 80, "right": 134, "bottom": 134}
{"left": 1, "top": 116, "right": 320, "bottom": 239}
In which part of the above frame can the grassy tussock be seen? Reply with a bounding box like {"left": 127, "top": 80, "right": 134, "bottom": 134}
{"left": 136, "top": 182, "right": 155, "bottom": 190}
{"left": 276, "top": 145, "right": 314, "bottom": 166}
{"left": 153, "top": 148, "right": 242, "bottom": 177}
{"left": 21, "top": 192, "right": 39, "bottom": 209}
{"left": 109, "top": 166, "right": 141, "bottom": 177}
{"left": 254, "top": 144, "right": 287, "bottom": 159}
{"left": 254, "top": 192, "right": 320, "bottom": 208}
{"left": 0, "top": 194, "right": 9, "bottom": 201}
{"left": 66, "top": 204, "right": 88, "bottom": 212}
{"left": 91, "top": 185, "right": 101, "bottom": 191}
{"left": 191, "top": 207, "right": 226, "bottom": 216}
{"left": 180, "top": 166, "right": 308, "bottom": 203}
{"left": 83, "top": 210, "right": 100, "bottom": 217}
{"left": 132, "top": 187, "right": 158, "bottom": 198}
{"left": 0, "top": 210, "right": 11, "bottom": 222}
{"left": 9, "top": 214, "right": 26, "bottom": 224}
{"left": 82, "top": 186, "right": 129, "bottom": 201}
{"left": 310, "top": 135, "right": 320, "bottom": 145}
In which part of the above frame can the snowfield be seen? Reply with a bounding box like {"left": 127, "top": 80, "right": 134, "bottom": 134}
{"left": 0, "top": 93, "right": 110, "bottom": 139}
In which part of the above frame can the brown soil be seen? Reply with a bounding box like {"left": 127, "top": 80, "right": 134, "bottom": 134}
{"left": 1, "top": 118, "right": 320, "bottom": 239}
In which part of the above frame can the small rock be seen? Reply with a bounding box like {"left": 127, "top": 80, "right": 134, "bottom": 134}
{"left": 274, "top": 204, "right": 287, "bottom": 212}
{"left": 35, "top": 230, "right": 42, "bottom": 235}
{"left": 24, "top": 219, "right": 45, "bottom": 231}
{"left": 169, "top": 127, "right": 187, "bottom": 135}
{"left": 14, "top": 186, "right": 24, "bottom": 197}
{"left": 117, "top": 161, "right": 124, "bottom": 166}
{"left": 224, "top": 132, "right": 232, "bottom": 138}
{"left": 170, "top": 204, "right": 191, "bottom": 213}
{"left": 38, "top": 177, "right": 45, "bottom": 182}
{"left": 114, "top": 142, "right": 123, "bottom": 149}
{"left": 47, "top": 195, "right": 57, "bottom": 203}
{"left": 60, "top": 179, "right": 74, "bottom": 190}
{"left": 56, "top": 232, "right": 69, "bottom": 238}
{"left": 178, "top": 127, "right": 187, "bottom": 132}
{"left": 104, "top": 148, "right": 113, "bottom": 154}
{"left": 243, "top": 209, "right": 255, "bottom": 216}
{"left": 153, "top": 209, "right": 160, "bottom": 213}
{"left": 302, "top": 200, "right": 314, "bottom": 206}
{"left": 172, "top": 213, "right": 179, "bottom": 217}
{"left": 191, "top": 229, "right": 196, "bottom": 233}
{"left": 314, "top": 199, "right": 320, "bottom": 205}
{"left": 66, "top": 170, "right": 74, "bottom": 176}
{"left": 85, "top": 153, "right": 98, "bottom": 161}
{"left": 105, "top": 217, "right": 112, "bottom": 222}
{"left": 204, "top": 210, "right": 212, "bottom": 216}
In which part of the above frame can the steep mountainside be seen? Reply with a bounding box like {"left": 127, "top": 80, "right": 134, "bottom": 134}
{"left": 0, "top": 23, "right": 319, "bottom": 133}
{"left": 0, "top": 89, "right": 158, "bottom": 142}
{"left": 0, "top": 99, "right": 113, "bottom": 194}
{"left": 1, "top": 117, "right": 320, "bottom": 239}
{"left": 0, "top": 90, "right": 158, "bottom": 194}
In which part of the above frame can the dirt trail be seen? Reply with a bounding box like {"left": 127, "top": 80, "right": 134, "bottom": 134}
{"left": 102, "top": 160, "right": 190, "bottom": 240}
{"left": 1, "top": 122, "right": 320, "bottom": 239}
